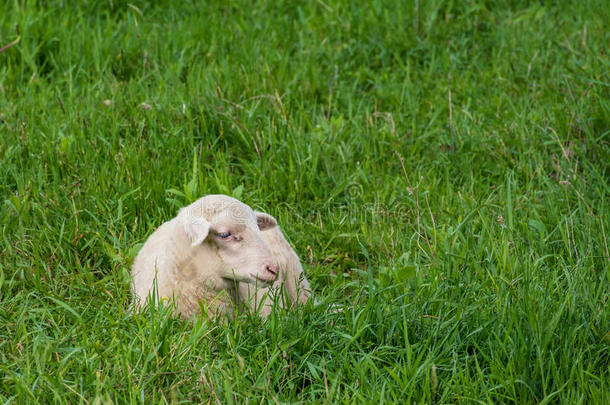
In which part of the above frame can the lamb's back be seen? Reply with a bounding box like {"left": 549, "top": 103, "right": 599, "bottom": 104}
{"left": 131, "top": 218, "right": 180, "bottom": 305}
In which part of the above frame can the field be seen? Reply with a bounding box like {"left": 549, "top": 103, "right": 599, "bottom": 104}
{"left": 1, "top": 0, "right": 608, "bottom": 403}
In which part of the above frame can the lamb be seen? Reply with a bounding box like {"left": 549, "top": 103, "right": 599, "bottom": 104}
{"left": 131, "top": 194, "right": 311, "bottom": 319}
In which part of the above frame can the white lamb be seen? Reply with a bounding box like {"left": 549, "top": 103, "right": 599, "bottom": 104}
{"left": 131, "top": 194, "right": 310, "bottom": 319}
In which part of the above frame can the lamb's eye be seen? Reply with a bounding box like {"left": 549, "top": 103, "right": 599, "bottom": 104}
{"left": 217, "top": 231, "right": 232, "bottom": 239}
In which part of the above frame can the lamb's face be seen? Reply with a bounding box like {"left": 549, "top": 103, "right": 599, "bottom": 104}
{"left": 182, "top": 195, "right": 279, "bottom": 285}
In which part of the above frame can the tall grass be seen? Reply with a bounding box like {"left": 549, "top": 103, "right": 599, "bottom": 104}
{"left": 0, "top": 0, "right": 608, "bottom": 403}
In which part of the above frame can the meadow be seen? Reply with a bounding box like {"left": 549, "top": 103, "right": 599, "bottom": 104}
{"left": 0, "top": 0, "right": 608, "bottom": 403}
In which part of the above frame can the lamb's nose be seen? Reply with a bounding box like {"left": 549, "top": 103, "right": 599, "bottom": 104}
{"left": 265, "top": 263, "right": 278, "bottom": 276}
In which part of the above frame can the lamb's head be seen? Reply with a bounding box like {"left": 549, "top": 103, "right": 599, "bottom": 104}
{"left": 179, "top": 195, "right": 279, "bottom": 285}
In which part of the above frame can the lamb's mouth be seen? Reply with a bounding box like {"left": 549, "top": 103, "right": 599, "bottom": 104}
{"left": 249, "top": 273, "right": 275, "bottom": 285}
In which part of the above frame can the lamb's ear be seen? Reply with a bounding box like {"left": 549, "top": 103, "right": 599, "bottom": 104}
{"left": 183, "top": 214, "right": 211, "bottom": 246}
{"left": 255, "top": 211, "right": 277, "bottom": 231}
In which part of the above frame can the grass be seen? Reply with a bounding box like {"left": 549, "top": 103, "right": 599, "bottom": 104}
{"left": 0, "top": 0, "right": 608, "bottom": 403}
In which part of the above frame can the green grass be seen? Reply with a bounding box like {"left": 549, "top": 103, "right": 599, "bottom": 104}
{"left": 1, "top": 0, "right": 609, "bottom": 403}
